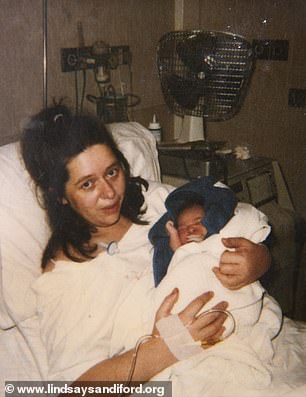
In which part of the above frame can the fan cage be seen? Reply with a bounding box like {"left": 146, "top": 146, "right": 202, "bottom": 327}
{"left": 157, "top": 30, "right": 254, "bottom": 121}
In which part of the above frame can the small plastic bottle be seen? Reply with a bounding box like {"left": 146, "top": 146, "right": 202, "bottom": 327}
{"left": 148, "top": 114, "right": 162, "bottom": 143}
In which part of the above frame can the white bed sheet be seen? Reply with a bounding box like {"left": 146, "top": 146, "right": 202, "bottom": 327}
{"left": 1, "top": 317, "right": 306, "bottom": 397}
{"left": 0, "top": 323, "right": 47, "bottom": 384}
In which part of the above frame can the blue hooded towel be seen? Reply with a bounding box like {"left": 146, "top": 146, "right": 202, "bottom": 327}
{"left": 149, "top": 176, "right": 237, "bottom": 286}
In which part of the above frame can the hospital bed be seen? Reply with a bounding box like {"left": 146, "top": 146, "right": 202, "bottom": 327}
{"left": 0, "top": 122, "right": 306, "bottom": 396}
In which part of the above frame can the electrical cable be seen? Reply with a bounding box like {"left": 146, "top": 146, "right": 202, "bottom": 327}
{"left": 43, "top": 0, "right": 48, "bottom": 110}
{"left": 127, "top": 63, "right": 135, "bottom": 121}
{"left": 74, "top": 68, "right": 87, "bottom": 115}
{"left": 79, "top": 69, "right": 87, "bottom": 114}
{"left": 74, "top": 70, "right": 79, "bottom": 115}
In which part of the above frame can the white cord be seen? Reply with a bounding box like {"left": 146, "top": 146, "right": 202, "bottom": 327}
{"left": 119, "top": 334, "right": 156, "bottom": 396}
{"left": 197, "top": 308, "right": 236, "bottom": 342}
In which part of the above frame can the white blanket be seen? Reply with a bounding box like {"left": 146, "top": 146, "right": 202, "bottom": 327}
{"left": 111, "top": 203, "right": 283, "bottom": 392}
{"left": 154, "top": 203, "right": 281, "bottom": 341}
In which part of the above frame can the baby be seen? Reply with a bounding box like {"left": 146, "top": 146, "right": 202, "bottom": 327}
{"left": 149, "top": 176, "right": 282, "bottom": 343}
{"left": 166, "top": 196, "right": 209, "bottom": 249}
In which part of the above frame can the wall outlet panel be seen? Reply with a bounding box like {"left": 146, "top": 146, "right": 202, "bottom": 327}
{"left": 61, "top": 45, "right": 130, "bottom": 72}
{"left": 110, "top": 45, "right": 131, "bottom": 66}
{"left": 61, "top": 47, "right": 93, "bottom": 72}
{"left": 253, "top": 39, "right": 289, "bottom": 60}
{"left": 288, "top": 88, "right": 306, "bottom": 107}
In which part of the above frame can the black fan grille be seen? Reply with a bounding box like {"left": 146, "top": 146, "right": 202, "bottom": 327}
{"left": 157, "top": 31, "right": 254, "bottom": 121}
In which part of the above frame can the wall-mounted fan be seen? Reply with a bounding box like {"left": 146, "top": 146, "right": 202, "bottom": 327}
{"left": 157, "top": 30, "right": 254, "bottom": 145}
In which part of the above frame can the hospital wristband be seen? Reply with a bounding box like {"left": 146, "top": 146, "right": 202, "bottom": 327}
{"left": 156, "top": 314, "right": 203, "bottom": 360}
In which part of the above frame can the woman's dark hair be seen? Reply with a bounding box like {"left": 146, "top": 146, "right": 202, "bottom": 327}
{"left": 21, "top": 103, "right": 148, "bottom": 268}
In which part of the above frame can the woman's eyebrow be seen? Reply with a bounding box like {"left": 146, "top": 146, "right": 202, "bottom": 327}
{"left": 105, "top": 160, "right": 121, "bottom": 170}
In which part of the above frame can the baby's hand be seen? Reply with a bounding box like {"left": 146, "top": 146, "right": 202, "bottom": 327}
{"left": 166, "top": 221, "right": 182, "bottom": 251}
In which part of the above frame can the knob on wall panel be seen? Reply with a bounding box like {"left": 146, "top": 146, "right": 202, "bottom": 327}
{"left": 252, "top": 39, "right": 289, "bottom": 61}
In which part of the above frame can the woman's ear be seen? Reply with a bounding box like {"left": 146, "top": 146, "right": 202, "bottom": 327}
{"left": 61, "top": 197, "right": 68, "bottom": 205}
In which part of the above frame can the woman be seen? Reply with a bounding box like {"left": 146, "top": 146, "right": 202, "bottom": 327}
{"left": 20, "top": 104, "right": 270, "bottom": 383}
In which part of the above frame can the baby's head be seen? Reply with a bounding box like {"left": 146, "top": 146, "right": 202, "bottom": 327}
{"left": 175, "top": 199, "right": 208, "bottom": 245}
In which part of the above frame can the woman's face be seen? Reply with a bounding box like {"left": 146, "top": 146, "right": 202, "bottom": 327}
{"left": 63, "top": 144, "right": 126, "bottom": 229}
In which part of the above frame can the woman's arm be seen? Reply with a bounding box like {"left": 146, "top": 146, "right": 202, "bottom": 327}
{"left": 213, "top": 237, "right": 271, "bottom": 290}
{"left": 77, "top": 290, "right": 227, "bottom": 382}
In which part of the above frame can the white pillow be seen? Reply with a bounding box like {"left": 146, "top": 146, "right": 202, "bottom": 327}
{"left": 108, "top": 121, "right": 161, "bottom": 182}
{"left": 0, "top": 122, "right": 161, "bottom": 329}
{"left": 0, "top": 142, "right": 49, "bottom": 329}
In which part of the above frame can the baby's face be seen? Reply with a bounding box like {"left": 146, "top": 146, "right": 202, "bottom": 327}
{"left": 177, "top": 204, "right": 208, "bottom": 245}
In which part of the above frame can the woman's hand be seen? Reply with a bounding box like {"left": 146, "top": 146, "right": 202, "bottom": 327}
{"left": 154, "top": 288, "right": 228, "bottom": 347}
{"left": 213, "top": 237, "right": 271, "bottom": 290}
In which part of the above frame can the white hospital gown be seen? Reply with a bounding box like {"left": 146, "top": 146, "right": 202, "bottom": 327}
{"left": 31, "top": 181, "right": 171, "bottom": 381}
{"left": 32, "top": 222, "right": 155, "bottom": 380}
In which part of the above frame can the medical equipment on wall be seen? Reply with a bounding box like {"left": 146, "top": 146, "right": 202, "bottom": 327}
{"left": 86, "top": 87, "right": 140, "bottom": 124}
{"left": 61, "top": 25, "right": 140, "bottom": 121}
{"left": 85, "top": 40, "right": 140, "bottom": 123}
